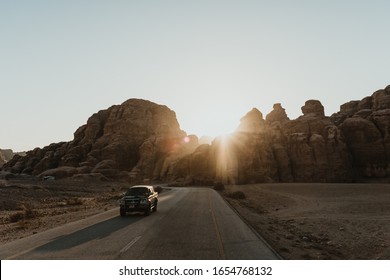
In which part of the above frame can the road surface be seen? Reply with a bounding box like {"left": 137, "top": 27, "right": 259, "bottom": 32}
{"left": 0, "top": 187, "right": 280, "bottom": 260}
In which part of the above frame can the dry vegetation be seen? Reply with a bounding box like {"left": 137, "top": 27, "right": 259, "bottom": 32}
{"left": 0, "top": 178, "right": 128, "bottom": 244}
{"left": 222, "top": 183, "right": 390, "bottom": 259}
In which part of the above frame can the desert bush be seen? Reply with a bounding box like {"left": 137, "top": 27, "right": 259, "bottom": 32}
{"left": 9, "top": 205, "right": 39, "bottom": 223}
{"left": 17, "top": 220, "right": 29, "bottom": 230}
{"left": 213, "top": 182, "right": 225, "bottom": 191}
{"left": 9, "top": 212, "right": 25, "bottom": 223}
{"left": 66, "top": 197, "right": 84, "bottom": 206}
{"left": 24, "top": 208, "right": 38, "bottom": 219}
{"left": 227, "top": 191, "right": 246, "bottom": 199}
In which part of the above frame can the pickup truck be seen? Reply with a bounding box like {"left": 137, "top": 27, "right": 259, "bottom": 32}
{"left": 119, "top": 185, "right": 158, "bottom": 216}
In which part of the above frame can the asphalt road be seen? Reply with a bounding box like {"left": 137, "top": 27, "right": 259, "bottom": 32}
{"left": 0, "top": 187, "right": 280, "bottom": 260}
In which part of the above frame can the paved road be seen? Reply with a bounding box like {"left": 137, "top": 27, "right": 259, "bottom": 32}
{"left": 0, "top": 187, "right": 280, "bottom": 260}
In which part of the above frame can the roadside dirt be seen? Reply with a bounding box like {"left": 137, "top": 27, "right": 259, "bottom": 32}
{"left": 1, "top": 178, "right": 389, "bottom": 260}
{"left": 222, "top": 183, "right": 390, "bottom": 259}
{"left": 0, "top": 178, "right": 126, "bottom": 245}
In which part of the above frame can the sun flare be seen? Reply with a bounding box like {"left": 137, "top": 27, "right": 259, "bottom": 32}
{"left": 215, "top": 133, "right": 238, "bottom": 184}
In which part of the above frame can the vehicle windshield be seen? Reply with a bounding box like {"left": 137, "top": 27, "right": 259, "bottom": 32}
{"left": 125, "top": 188, "right": 148, "bottom": 196}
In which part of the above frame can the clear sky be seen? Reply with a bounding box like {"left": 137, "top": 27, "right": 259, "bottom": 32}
{"left": 1, "top": 0, "right": 389, "bottom": 151}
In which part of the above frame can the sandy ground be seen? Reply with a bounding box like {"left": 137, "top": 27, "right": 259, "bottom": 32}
{"left": 1, "top": 178, "right": 389, "bottom": 259}
{"left": 0, "top": 178, "right": 126, "bottom": 245}
{"left": 222, "top": 183, "right": 390, "bottom": 259}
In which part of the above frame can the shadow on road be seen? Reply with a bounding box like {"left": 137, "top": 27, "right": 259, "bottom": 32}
{"left": 32, "top": 215, "right": 144, "bottom": 253}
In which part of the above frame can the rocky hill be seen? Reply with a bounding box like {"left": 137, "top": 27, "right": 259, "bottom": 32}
{"left": 1, "top": 99, "right": 198, "bottom": 181}
{"left": 2, "top": 86, "right": 390, "bottom": 184}
{"left": 0, "top": 149, "right": 25, "bottom": 168}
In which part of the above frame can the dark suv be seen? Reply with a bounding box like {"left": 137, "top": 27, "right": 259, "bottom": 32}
{"left": 120, "top": 185, "right": 158, "bottom": 216}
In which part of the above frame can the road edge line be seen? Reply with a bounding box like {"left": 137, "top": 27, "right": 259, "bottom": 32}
{"left": 216, "top": 189, "right": 283, "bottom": 260}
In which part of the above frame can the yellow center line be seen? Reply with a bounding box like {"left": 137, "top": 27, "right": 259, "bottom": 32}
{"left": 208, "top": 191, "right": 226, "bottom": 260}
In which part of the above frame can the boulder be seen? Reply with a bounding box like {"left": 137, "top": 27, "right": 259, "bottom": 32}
{"left": 38, "top": 166, "right": 78, "bottom": 179}
{"left": 301, "top": 100, "right": 325, "bottom": 118}
{"left": 265, "top": 103, "right": 289, "bottom": 125}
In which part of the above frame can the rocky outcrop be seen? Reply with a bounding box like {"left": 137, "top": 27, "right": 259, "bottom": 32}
{"left": 0, "top": 149, "right": 25, "bottom": 168}
{"left": 166, "top": 100, "right": 351, "bottom": 184}
{"left": 236, "top": 108, "right": 265, "bottom": 133}
{"left": 2, "top": 99, "right": 192, "bottom": 181}
{"left": 0, "top": 153, "right": 4, "bottom": 167}
{"left": 265, "top": 103, "right": 289, "bottom": 125}
{"left": 3, "top": 85, "right": 390, "bottom": 184}
{"left": 168, "top": 91, "right": 390, "bottom": 184}
{"left": 332, "top": 85, "right": 390, "bottom": 179}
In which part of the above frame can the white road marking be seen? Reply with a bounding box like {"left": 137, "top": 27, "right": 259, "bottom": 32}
{"left": 119, "top": 236, "right": 142, "bottom": 255}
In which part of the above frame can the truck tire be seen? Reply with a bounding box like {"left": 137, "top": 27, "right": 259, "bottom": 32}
{"left": 145, "top": 205, "right": 151, "bottom": 216}
{"left": 153, "top": 201, "right": 158, "bottom": 212}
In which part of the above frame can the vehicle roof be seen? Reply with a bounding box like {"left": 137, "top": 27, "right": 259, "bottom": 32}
{"left": 129, "top": 185, "right": 154, "bottom": 189}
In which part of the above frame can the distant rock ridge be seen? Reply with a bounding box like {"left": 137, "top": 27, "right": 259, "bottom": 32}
{"left": 0, "top": 149, "right": 25, "bottom": 168}
{"left": 2, "top": 85, "right": 390, "bottom": 184}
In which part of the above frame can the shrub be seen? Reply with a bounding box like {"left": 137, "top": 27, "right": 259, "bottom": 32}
{"left": 17, "top": 220, "right": 29, "bottom": 230}
{"left": 227, "top": 191, "right": 246, "bottom": 199}
{"left": 213, "top": 182, "right": 225, "bottom": 191}
{"left": 9, "top": 212, "right": 25, "bottom": 223}
{"left": 66, "top": 197, "right": 84, "bottom": 206}
{"left": 9, "top": 205, "right": 39, "bottom": 223}
{"left": 24, "top": 208, "right": 38, "bottom": 219}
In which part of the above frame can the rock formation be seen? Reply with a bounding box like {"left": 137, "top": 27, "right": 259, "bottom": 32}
{"left": 0, "top": 149, "right": 25, "bottom": 168}
{"left": 332, "top": 85, "right": 390, "bottom": 179}
{"left": 0, "top": 152, "right": 5, "bottom": 167}
{"left": 3, "top": 85, "right": 390, "bottom": 184}
{"left": 2, "top": 99, "right": 195, "bottom": 181}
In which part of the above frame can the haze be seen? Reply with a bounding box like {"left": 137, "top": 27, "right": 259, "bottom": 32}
{"left": 1, "top": 0, "right": 389, "bottom": 151}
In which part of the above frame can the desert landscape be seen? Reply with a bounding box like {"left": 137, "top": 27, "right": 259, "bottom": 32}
{"left": 0, "top": 177, "right": 124, "bottom": 245}
{"left": 1, "top": 85, "right": 390, "bottom": 259}
{"left": 1, "top": 176, "right": 389, "bottom": 259}
{"left": 223, "top": 183, "right": 390, "bottom": 259}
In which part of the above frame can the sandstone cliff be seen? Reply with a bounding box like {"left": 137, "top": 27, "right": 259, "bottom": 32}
{"left": 3, "top": 86, "right": 390, "bottom": 184}
{"left": 165, "top": 86, "right": 390, "bottom": 184}
{"left": 2, "top": 99, "right": 195, "bottom": 181}
{"left": 166, "top": 99, "right": 351, "bottom": 184}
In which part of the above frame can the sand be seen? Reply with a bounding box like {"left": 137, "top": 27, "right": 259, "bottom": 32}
{"left": 223, "top": 183, "right": 390, "bottom": 259}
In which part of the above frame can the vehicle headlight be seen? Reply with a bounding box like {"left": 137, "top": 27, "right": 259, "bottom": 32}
{"left": 119, "top": 199, "right": 125, "bottom": 206}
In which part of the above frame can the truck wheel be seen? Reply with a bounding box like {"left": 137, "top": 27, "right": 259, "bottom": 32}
{"left": 120, "top": 209, "right": 126, "bottom": 217}
{"left": 153, "top": 202, "right": 158, "bottom": 212}
{"left": 145, "top": 206, "right": 151, "bottom": 216}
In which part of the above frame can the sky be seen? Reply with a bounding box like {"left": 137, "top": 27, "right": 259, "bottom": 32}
{"left": 1, "top": 0, "right": 390, "bottom": 152}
